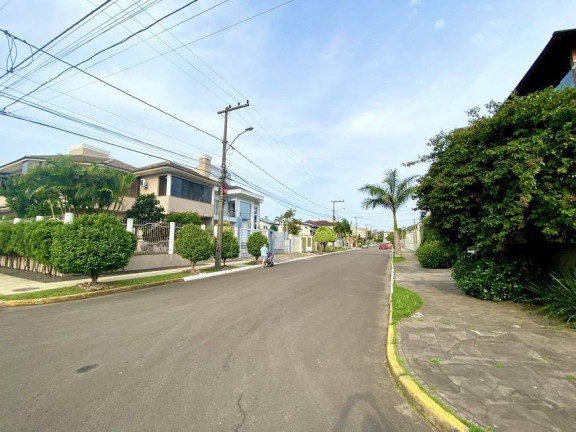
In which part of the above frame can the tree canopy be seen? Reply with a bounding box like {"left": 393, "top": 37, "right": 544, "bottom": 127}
{"left": 275, "top": 208, "right": 301, "bottom": 235}
{"left": 414, "top": 87, "right": 576, "bottom": 252}
{"left": 126, "top": 193, "right": 164, "bottom": 222}
{"left": 0, "top": 156, "right": 136, "bottom": 218}
{"left": 314, "top": 226, "right": 337, "bottom": 251}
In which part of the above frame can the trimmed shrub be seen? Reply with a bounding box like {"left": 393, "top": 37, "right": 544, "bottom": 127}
{"left": 527, "top": 269, "right": 576, "bottom": 325}
{"left": 417, "top": 240, "right": 456, "bottom": 269}
{"left": 175, "top": 224, "right": 213, "bottom": 272}
{"left": 452, "top": 252, "right": 534, "bottom": 302}
{"left": 214, "top": 230, "right": 240, "bottom": 266}
{"left": 165, "top": 212, "right": 202, "bottom": 225}
{"left": 247, "top": 232, "right": 268, "bottom": 261}
{"left": 28, "top": 220, "right": 64, "bottom": 272}
{"left": 51, "top": 214, "right": 136, "bottom": 286}
{"left": 314, "top": 226, "right": 337, "bottom": 251}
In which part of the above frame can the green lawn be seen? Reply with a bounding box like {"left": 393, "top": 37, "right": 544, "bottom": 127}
{"left": 392, "top": 284, "right": 423, "bottom": 324}
{"left": 393, "top": 256, "right": 406, "bottom": 263}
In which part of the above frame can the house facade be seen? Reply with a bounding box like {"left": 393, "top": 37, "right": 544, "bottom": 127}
{"left": 514, "top": 28, "right": 576, "bottom": 95}
{"left": 0, "top": 145, "right": 260, "bottom": 227}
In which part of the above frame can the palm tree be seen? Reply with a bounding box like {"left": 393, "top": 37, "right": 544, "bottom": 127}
{"left": 358, "top": 169, "right": 418, "bottom": 253}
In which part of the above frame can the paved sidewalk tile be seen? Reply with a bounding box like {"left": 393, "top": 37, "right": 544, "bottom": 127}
{"left": 395, "top": 252, "right": 576, "bottom": 431}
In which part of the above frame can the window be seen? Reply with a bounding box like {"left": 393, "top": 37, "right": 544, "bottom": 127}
{"left": 240, "top": 201, "right": 251, "bottom": 220}
{"left": 159, "top": 175, "right": 167, "bottom": 196}
{"left": 170, "top": 176, "right": 211, "bottom": 203}
{"left": 228, "top": 200, "right": 236, "bottom": 217}
{"left": 253, "top": 205, "right": 258, "bottom": 229}
{"left": 21, "top": 161, "right": 29, "bottom": 174}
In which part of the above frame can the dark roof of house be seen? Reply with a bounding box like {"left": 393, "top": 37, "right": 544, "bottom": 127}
{"left": 304, "top": 219, "right": 332, "bottom": 227}
{"left": 513, "top": 29, "right": 576, "bottom": 96}
{"left": 0, "top": 154, "right": 137, "bottom": 174}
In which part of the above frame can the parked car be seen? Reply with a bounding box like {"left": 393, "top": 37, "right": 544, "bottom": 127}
{"left": 361, "top": 244, "right": 369, "bottom": 248}
{"left": 379, "top": 243, "right": 393, "bottom": 250}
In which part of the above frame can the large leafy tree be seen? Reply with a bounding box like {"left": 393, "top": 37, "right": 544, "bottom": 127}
{"left": 0, "top": 157, "right": 136, "bottom": 217}
{"left": 275, "top": 208, "right": 302, "bottom": 235}
{"left": 314, "top": 226, "right": 337, "bottom": 251}
{"left": 414, "top": 87, "right": 576, "bottom": 254}
{"left": 333, "top": 218, "right": 353, "bottom": 245}
{"left": 359, "top": 169, "right": 417, "bottom": 252}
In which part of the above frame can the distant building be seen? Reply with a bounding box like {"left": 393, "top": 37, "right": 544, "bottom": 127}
{"left": 514, "top": 28, "right": 576, "bottom": 95}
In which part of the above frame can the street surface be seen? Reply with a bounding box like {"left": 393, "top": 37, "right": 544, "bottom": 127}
{"left": 0, "top": 249, "right": 429, "bottom": 431}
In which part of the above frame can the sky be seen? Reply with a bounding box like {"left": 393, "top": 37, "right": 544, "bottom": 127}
{"left": 1, "top": 0, "right": 575, "bottom": 231}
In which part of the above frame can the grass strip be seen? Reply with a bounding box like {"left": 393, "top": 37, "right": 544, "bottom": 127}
{"left": 392, "top": 284, "right": 423, "bottom": 324}
{"left": 0, "top": 272, "right": 189, "bottom": 300}
{"left": 393, "top": 256, "right": 406, "bottom": 263}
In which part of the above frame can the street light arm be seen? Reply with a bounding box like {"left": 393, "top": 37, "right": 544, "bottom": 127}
{"left": 226, "top": 127, "right": 253, "bottom": 152}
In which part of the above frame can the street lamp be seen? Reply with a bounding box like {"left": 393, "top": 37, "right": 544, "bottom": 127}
{"left": 215, "top": 126, "right": 253, "bottom": 270}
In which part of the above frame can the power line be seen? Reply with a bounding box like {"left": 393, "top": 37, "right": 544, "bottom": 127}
{"left": 0, "top": 29, "right": 221, "bottom": 141}
{"left": 0, "top": 0, "right": 115, "bottom": 80}
{"left": 0, "top": 0, "right": 14, "bottom": 14}
{"left": 2, "top": 0, "right": 200, "bottom": 109}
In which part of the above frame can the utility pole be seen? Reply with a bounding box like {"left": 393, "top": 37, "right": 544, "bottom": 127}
{"left": 215, "top": 101, "right": 249, "bottom": 271}
{"left": 331, "top": 199, "right": 344, "bottom": 225}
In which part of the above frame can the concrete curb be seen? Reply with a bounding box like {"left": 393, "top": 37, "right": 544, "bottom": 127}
{"left": 387, "top": 257, "right": 469, "bottom": 432}
{"left": 0, "top": 279, "right": 184, "bottom": 308}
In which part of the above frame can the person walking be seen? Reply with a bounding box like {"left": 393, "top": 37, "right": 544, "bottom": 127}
{"left": 260, "top": 243, "right": 269, "bottom": 268}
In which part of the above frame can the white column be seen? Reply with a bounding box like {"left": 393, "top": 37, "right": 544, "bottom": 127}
{"left": 35, "top": 215, "right": 45, "bottom": 221}
{"left": 13, "top": 218, "right": 21, "bottom": 224}
{"left": 166, "top": 174, "right": 172, "bottom": 196}
{"left": 168, "top": 222, "right": 175, "bottom": 255}
{"left": 126, "top": 218, "right": 134, "bottom": 233}
{"left": 64, "top": 213, "right": 74, "bottom": 224}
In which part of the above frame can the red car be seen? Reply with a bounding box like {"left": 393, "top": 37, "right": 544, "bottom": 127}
{"left": 379, "top": 243, "right": 393, "bottom": 250}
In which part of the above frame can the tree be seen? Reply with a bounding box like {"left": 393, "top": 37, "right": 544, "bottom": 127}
{"left": 359, "top": 169, "right": 417, "bottom": 254}
{"left": 51, "top": 214, "right": 136, "bottom": 286}
{"left": 333, "top": 218, "right": 352, "bottom": 245}
{"left": 174, "top": 224, "right": 213, "bottom": 272}
{"left": 247, "top": 231, "right": 268, "bottom": 261}
{"left": 126, "top": 193, "right": 164, "bottom": 221}
{"left": 165, "top": 212, "right": 202, "bottom": 225}
{"left": 213, "top": 230, "right": 240, "bottom": 266}
{"left": 275, "top": 208, "right": 302, "bottom": 235}
{"left": 314, "top": 226, "right": 337, "bottom": 251}
{"left": 413, "top": 87, "right": 576, "bottom": 255}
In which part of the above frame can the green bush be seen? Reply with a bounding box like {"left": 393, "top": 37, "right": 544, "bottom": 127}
{"left": 247, "top": 231, "right": 268, "bottom": 261}
{"left": 417, "top": 240, "right": 456, "bottom": 269}
{"left": 214, "top": 230, "right": 240, "bottom": 266}
{"left": 51, "top": 214, "right": 136, "bottom": 285}
{"left": 314, "top": 226, "right": 337, "bottom": 251}
{"left": 175, "top": 224, "right": 213, "bottom": 272}
{"left": 27, "top": 220, "right": 63, "bottom": 267}
{"left": 165, "top": 212, "right": 202, "bottom": 225}
{"left": 452, "top": 252, "right": 534, "bottom": 302}
{"left": 0, "top": 222, "right": 14, "bottom": 256}
{"left": 527, "top": 269, "right": 576, "bottom": 325}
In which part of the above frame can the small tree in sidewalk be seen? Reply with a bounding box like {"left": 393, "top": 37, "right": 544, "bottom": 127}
{"left": 314, "top": 226, "right": 337, "bottom": 251}
{"left": 175, "top": 224, "right": 213, "bottom": 273}
{"left": 247, "top": 231, "right": 268, "bottom": 262}
{"left": 213, "top": 230, "right": 240, "bottom": 267}
{"left": 51, "top": 214, "right": 136, "bottom": 288}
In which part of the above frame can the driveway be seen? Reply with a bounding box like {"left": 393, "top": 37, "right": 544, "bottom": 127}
{"left": 0, "top": 249, "right": 429, "bottom": 431}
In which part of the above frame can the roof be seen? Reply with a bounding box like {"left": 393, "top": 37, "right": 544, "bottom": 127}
{"left": 0, "top": 154, "right": 137, "bottom": 175}
{"left": 513, "top": 29, "right": 576, "bottom": 96}
{"left": 304, "top": 219, "right": 333, "bottom": 227}
{"left": 132, "top": 161, "right": 218, "bottom": 186}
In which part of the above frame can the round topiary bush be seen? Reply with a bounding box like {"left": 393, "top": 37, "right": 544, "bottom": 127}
{"left": 416, "top": 240, "right": 456, "bottom": 269}
{"left": 175, "top": 224, "right": 213, "bottom": 272}
{"left": 51, "top": 214, "right": 136, "bottom": 286}
{"left": 213, "top": 230, "right": 240, "bottom": 266}
{"left": 247, "top": 231, "right": 268, "bottom": 261}
{"left": 452, "top": 252, "right": 534, "bottom": 302}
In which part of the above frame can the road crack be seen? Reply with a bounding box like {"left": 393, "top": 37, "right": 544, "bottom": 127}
{"left": 233, "top": 391, "right": 246, "bottom": 432}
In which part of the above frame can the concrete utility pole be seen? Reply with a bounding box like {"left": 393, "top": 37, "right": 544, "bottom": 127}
{"left": 331, "top": 200, "right": 344, "bottom": 225}
{"left": 215, "top": 101, "right": 250, "bottom": 271}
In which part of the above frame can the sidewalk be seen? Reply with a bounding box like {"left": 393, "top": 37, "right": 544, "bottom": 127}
{"left": 394, "top": 252, "right": 576, "bottom": 431}
{"left": 0, "top": 252, "right": 313, "bottom": 296}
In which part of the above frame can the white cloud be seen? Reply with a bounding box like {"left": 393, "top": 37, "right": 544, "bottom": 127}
{"left": 434, "top": 19, "right": 446, "bottom": 29}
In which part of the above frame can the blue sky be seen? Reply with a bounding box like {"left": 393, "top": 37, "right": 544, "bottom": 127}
{"left": 1, "top": 0, "right": 575, "bottom": 230}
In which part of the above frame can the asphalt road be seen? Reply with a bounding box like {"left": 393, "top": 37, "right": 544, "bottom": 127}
{"left": 0, "top": 248, "right": 429, "bottom": 432}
